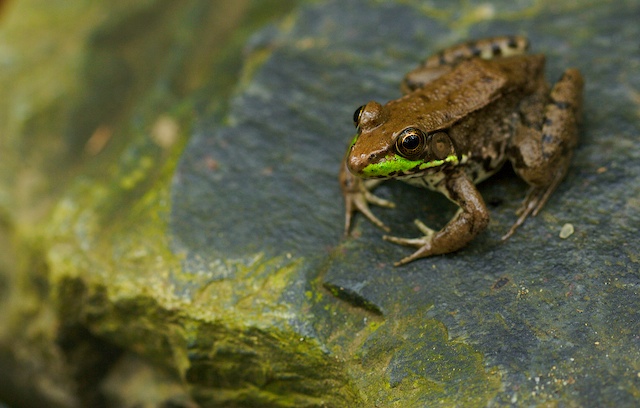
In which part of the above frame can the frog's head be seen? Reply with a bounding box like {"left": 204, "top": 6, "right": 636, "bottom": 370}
{"left": 346, "top": 101, "right": 459, "bottom": 179}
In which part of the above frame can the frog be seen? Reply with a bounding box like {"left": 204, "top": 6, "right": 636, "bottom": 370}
{"left": 340, "top": 35, "right": 583, "bottom": 266}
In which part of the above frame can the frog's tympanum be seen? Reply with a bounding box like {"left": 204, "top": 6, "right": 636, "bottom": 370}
{"left": 340, "top": 36, "right": 583, "bottom": 266}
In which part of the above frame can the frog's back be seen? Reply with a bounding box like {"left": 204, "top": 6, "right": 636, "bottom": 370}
{"left": 391, "top": 54, "right": 546, "bottom": 132}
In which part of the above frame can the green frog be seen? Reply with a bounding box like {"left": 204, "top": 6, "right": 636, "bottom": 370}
{"left": 340, "top": 35, "right": 583, "bottom": 266}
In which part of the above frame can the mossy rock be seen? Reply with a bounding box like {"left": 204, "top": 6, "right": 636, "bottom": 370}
{"left": 1, "top": 0, "right": 639, "bottom": 406}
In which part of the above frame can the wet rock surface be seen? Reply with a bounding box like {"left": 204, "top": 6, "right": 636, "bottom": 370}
{"left": 173, "top": 0, "right": 640, "bottom": 405}
{"left": 2, "top": 0, "right": 639, "bottom": 406}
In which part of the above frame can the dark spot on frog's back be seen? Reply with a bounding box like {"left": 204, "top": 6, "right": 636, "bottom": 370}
{"left": 507, "top": 37, "right": 519, "bottom": 48}
{"left": 491, "top": 43, "right": 502, "bottom": 56}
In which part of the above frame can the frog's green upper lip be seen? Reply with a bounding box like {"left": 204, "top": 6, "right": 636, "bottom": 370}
{"left": 361, "top": 154, "right": 422, "bottom": 178}
{"left": 349, "top": 151, "right": 461, "bottom": 179}
{"left": 347, "top": 149, "right": 422, "bottom": 178}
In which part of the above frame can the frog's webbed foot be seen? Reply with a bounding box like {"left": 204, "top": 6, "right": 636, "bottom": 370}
{"left": 501, "top": 169, "right": 564, "bottom": 240}
{"left": 341, "top": 161, "right": 394, "bottom": 234}
{"left": 343, "top": 180, "right": 394, "bottom": 234}
{"left": 384, "top": 172, "right": 490, "bottom": 266}
{"left": 383, "top": 220, "right": 437, "bottom": 266}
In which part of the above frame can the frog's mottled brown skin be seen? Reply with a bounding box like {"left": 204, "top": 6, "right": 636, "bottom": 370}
{"left": 341, "top": 35, "right": 584, "bottom": 266}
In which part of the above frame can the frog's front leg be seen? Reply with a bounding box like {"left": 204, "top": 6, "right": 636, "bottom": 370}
{"left": 402, "top": 35, "right": 529, "bottom": 93}
{"left": 504, "top": 68, "right": 584, "bottom": 239}
{"left": 340, "top": 161, "right": 395, "bottom": 235}
{"left": 383, "top": 169, "right": 489, "bottom": 266}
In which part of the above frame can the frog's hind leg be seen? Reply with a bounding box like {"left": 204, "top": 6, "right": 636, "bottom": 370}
{"left": 402, "top": 35, "right": 529, "bottom": 93}
{"left": 503, "top": 68, "right": 584, "bottom": 240}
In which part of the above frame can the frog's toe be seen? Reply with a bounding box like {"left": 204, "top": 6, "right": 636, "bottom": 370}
{"left": 413, "top": 219, "right": 436, "bottom": 238}
{"left": 383, "top": 234, "right": 427, "bottom": 248}
{"left": 504, "top": 182, "right": 560, "bottom": 240}
{"left": 384, "top": 234, "right": 435, "bottom": 265}
{"left": 360, "top": 207, "right": 390, "bottom": 232}
{"left": 392, "top": 244, "right": 434, "bottom": 267}
{"left": 345, "top": 198, "right": 390, "bottom": 234}
{"left": 382, "top": 220, "right": 436, "bottom": 246}
{"left": 364, "top": 190, "right": 395, "bottom": 208}
{"left": 503, "top": 203, "right": 536, "bottom": 240}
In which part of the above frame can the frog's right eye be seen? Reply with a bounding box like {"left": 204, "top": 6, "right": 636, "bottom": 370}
{"left": 396, "top": 127, "right": 427, "bottom": 159}
{"left": 353, "top": 105, "right": 365, "bottom": 127}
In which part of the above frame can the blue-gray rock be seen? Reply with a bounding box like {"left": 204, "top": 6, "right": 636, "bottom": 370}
{"left": 173, "top": 0, "right": 640, "bottom": 406}
{"left": 2, "top": 0, "right": 639, "bottom": 407}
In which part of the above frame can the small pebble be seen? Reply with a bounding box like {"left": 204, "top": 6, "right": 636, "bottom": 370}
{"left": 559, "top": 223, "right": 574, "bottom": 239}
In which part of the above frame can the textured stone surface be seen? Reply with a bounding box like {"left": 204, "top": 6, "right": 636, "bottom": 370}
{"left": 2, "top": 0, "right": 639, "bottom": 406}
{"left": 173, "top": 0, "right": 640, "bottom": 406}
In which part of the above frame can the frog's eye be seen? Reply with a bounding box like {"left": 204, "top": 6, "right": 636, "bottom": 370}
{"left": 396, "top": 127, "right": 427, "bottom": 159}
{"left": 353, "top": 105, "right": 365, "bottom": 127}
{"left": 429, "top": 131, "right": 454, "bottom": 160}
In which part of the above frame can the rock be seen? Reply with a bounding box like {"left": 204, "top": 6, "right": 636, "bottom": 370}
{"left": 2, "top": 0, "right": 639, "bottom": 406}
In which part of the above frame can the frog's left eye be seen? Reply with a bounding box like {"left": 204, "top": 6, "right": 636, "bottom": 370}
{"left": 396, "top": 127, "right": 427, "bottom": 159}
{"left": 353, "top": 105, "right": 365, "bottom": 127}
